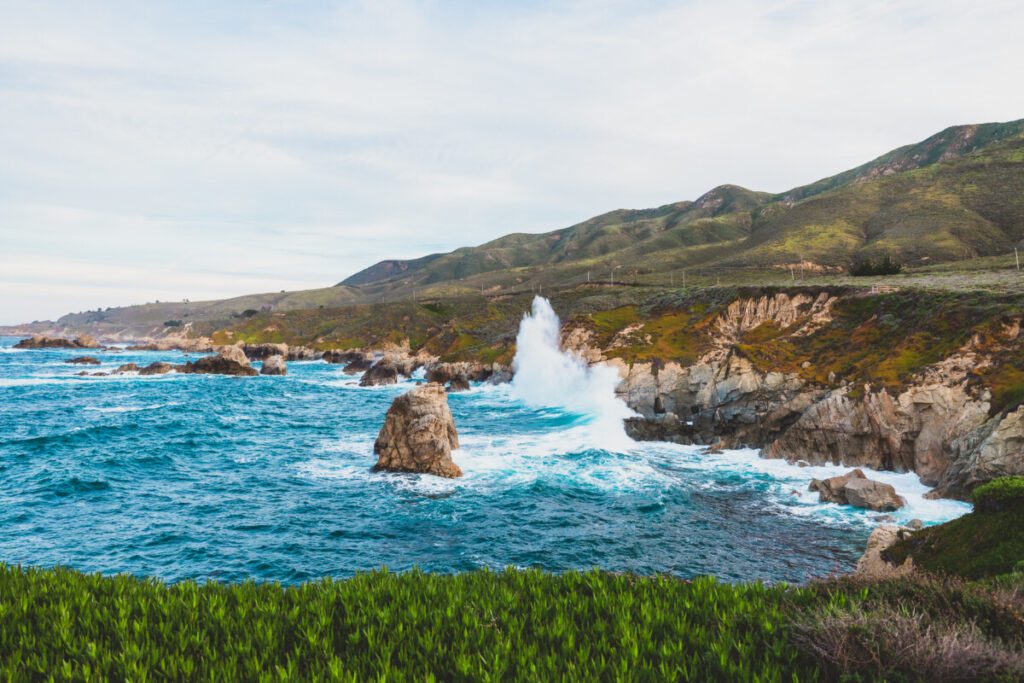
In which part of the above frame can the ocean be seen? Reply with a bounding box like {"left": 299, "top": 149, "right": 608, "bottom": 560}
{"left": 0, "top": 317, "right": 969, "bottom": 584}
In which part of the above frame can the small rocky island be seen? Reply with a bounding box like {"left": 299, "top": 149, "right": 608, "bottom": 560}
{"left": 374, "top": 383, "right": 462, "bottom": 478}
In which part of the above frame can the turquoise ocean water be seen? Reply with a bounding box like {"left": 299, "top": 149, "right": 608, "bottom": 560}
{"left": 0, "top": 336, "right": 969, "bottom": 584}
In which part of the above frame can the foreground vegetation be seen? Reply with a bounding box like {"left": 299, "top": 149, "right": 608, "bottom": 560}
{"left": 1, "top": 562, "right": 1022, "bottom": 681}
{"left": 886, "top": 477, "right": 1024, "bottom": 580}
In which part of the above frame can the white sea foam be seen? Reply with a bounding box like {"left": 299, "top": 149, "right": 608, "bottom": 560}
{"left": 0, "top": 377, "right": 63, "bottom": 387}
{"left": 634, "top": 442, "right": 970, "bottom": 527}
{"left": 510, "top": 297, "right": 635, "bottom": 450}
{"left": 85, "top": 402, "right": 179, "bottom": 414}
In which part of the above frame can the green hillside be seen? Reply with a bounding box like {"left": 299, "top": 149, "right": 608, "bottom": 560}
{"left": 340, "top": 118, "right": 1024, "bottom": 299}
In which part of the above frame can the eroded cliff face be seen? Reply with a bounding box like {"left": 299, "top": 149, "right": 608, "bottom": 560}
{"left": 562, "top": 292, "right": 1024, "bottom": 500}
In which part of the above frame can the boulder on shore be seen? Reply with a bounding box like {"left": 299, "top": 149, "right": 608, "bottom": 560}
{"left": 360, "top": 361, "right": 399, "bottom": 386}
{"left": 854, "top": 525, "right": 915, "bottom": 579}
{"left": 373, "top": 383, "right": 462, "bottom": 478}
{"left": 66, "top": 356, "right": 101, "bottom": 365}
{"left": 15, "top": 335, "right": 100, "bottom": 349}
{"left": 809, "top": 469, "right": 906, "bottom": 511}
{"left": 261, "top": 355, "right": 287, "bottom": 376}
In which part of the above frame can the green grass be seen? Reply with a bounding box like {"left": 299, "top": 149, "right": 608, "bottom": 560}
{"left": 885, "top": 480, "right": 1024, "bottom": 579}
{"left": 0, "top": 565, "right": 819, "bottom": 682}
{"left": 1, "top": 564, "right": 1021, "bottom": 681}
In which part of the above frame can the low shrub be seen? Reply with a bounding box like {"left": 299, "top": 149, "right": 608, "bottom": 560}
{"left": 973, "top": 476, "right": 1024, "bottom": 513}
{"left": 883, "top": 504, "right": 1024, "bottom": 579}
{"left": 792, "top": 606, "right": 1024, "bottom": 682}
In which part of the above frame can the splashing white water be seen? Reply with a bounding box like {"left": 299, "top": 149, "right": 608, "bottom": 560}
{"left": 511, "top": 297, "right": 635, "bottom": 449}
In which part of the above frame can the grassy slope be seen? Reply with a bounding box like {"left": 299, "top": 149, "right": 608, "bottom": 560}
{"left": 885, "top": 478, "right": 1024, "bottom": 579}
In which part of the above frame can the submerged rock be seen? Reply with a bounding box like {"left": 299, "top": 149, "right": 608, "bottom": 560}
{"left": 261, "top": 355, "right": 287, "bottom": 376}
{"left": 809, "top": 469, "right": 906, "bottom": 511}
{"left": 66, "top": 356, "right": 101, "bottom": 365}
{"left": 373, "top": 383, "right": 462, "bottom": 478}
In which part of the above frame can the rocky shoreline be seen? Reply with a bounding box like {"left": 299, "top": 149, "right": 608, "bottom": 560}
{"left": 560, "top": 292, "right": 1024, "bottom": 502}
{"left": 11, "top": 291, "right": 1023, "bottom": 503}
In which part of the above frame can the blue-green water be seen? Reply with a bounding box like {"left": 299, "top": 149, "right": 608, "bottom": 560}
{"left": 0, "top": 336, "right": 969, "bottom": 584}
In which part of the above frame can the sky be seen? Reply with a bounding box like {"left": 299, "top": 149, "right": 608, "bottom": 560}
{"left": 2, "top": 0, "right": 1024, "bottom": 324}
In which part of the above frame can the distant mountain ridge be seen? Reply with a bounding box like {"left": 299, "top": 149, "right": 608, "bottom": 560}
{"left": 341, "top": 118, "right": 1024, "bottom": 289}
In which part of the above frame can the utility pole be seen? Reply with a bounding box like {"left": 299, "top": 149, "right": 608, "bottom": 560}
{"left": 1016, "top": 247, "right": 1020, "bottom": 271}
{"left": 790, "top": 266, "right": 795, "bottom": 281}
{"left": 587, "top": 271, "right": 591, "bottom": 283}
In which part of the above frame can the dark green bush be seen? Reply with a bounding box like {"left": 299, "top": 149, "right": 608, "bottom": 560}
{"left": 849, "top": 254, "right": 903, "bottom": 276}
{"left": 973, "top": 476, "right": 1024, "bottom": 513}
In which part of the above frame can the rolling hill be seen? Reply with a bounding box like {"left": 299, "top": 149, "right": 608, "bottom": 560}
{"left": 342, "top": 118, "right": 1024, "bottom": 294}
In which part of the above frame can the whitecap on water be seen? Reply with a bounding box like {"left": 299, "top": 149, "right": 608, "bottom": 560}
{"left": 85, "top": 402, "right": 180, "bottom": 414}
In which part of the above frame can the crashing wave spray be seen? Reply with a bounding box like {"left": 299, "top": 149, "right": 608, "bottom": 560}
{"left": 511, "top": 296, "right": 635, "bottom": 449}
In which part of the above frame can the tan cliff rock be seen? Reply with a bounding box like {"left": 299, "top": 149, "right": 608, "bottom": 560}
{"left": 854, "top": 525, "right": 915, "bottom": 579}
{"left": 374, "top": 383, "right": 462, "bottom": 478}
{"left": 595, "top": 296, "right": 1022, "bottom": 500}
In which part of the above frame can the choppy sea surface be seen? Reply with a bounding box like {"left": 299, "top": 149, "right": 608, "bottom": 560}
{"left": 0, "top": 335, "right": 969, "bottom": 584}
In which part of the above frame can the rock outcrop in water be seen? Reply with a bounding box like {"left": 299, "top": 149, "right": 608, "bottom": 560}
{"left": 809, "top": 469, "right": 906, "bottom": 511}
{"left": 15, "top": 335, "right": 100, "bottom": 349}
{"left": 176, "top": 346, "right": 257, "bottom": 376}
{"left": 373, "top": 383, "right": 462, "bottom": 478}
{"left": 260, "top": 355, "right": 287, "bottom": 375}
{"left": 139, "top": 362, "right": 173, "bottom": 376}
{"left": 360, "top": 360, "right": 400, "bottom": 386}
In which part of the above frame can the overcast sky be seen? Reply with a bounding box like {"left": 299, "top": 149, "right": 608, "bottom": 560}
{"left": 2, "top": 0, "right": 1023, "bottom": 324}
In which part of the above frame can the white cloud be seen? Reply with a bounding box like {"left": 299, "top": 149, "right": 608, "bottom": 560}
{"left": 1, "top": 0, "right": 1023, "bottom": 323}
